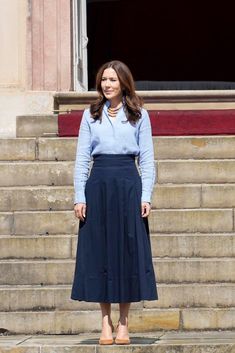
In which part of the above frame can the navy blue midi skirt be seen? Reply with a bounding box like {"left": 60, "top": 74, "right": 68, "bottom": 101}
{"left": 71, "top": 154, "right": 158, "bottom": 303}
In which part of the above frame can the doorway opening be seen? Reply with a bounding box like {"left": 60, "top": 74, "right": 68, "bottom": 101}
{"left": 86, "top": 0, "right": 235, "bottom": 90}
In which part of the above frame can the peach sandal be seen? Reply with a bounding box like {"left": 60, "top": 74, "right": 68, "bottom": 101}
{"left": 99, "top": 322, "right": 114, "bottom": 345}
{"left": 114, "top": 320, "right": 130, "bottom": 345}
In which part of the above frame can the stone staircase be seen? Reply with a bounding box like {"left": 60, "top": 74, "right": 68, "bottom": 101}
{"left": 0, "top": 114, "right": 235, "bottom": 341}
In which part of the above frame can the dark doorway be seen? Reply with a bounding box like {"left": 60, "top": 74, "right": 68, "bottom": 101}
{"left": 87, "top": 0, "right": 235, "bottom": 90}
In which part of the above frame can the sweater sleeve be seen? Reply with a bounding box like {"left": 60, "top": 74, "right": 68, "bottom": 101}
{"left": 137, "top": 109, "right": 156, "bottom": 203}
{"left": 74, "top": 109, "right": 91, "bottom": 204}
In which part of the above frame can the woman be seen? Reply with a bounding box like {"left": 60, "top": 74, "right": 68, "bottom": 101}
{"left": 71, "top": 60, "right": 158, "bottom": 345}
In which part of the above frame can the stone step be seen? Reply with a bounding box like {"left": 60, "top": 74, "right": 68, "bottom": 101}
{"left": 155, "top": 135, "right": 235, "bottom": 159}
{"left": 0, "top": 161, "right": 73, "bottom": 187}
{"left": 0, "top": 283, "right": 234, "bottom": 311}
{"left": 0, "top": 211, "right": 78, "bottom": 235}
{"left": 158, "top": 159, "right": 235, "bottom": 183}
{"left": 2, "top": 184, "right": 235, "bottom": 211}
{"left": 0, "top": 309, "right": 180, "bottom": 333}
{"left": 0, "top": 186, "right": 74, "bottom": 212}
{"left": 150, "top": 234, "right": 235, "bottom": 258}
{"left": 2, "top": 136, "right": 235, "bottom": 161}
{"left": 0, "top": 209, "right": 234, "bottom": 235}
{"left": 1, "top": 234, "right": 234, "bottom": 259}
{"left": 16, "top": 115, "right": 58, "bottom": 137}
{"left": 0, "top": 258, "right": 234, "bottom": 285}
{"left": 2, "top": 159, "right": 235, "bottom": 188}
{"left": 35, "top": 135, "right": 235, "bottom": 161}
{"left": 0, "top": 235, "right": 73, "bottom": 259}
{"left": 153, "top": 184, "right": 235, "bottom": 209}
{"left": 0, "top": 138, "right": 36, "bottom": 161}
{"left": 1, "top": 159, "right": 235, "bottom": 187}
{"left": 0, "top": 308, "right": 235, "bottom": 334}
{"left": 1, "top": 331, "right": 235, "bottom": 352}
{"left": 148, "top": 209, "right": 234, "bottom": 233}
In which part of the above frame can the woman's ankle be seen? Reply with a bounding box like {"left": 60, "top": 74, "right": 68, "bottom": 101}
{"left": 118, "top": 316, "right": 128, "bottom": 326}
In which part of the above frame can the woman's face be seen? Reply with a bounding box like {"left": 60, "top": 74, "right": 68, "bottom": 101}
{"left": 101, "top": 68, "right": 122, "bottom": 102}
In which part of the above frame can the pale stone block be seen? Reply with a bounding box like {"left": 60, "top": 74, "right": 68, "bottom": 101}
{"left": 182, "top": 308, "right": 235, "bottom": 330}
{"left": 153, "top": 258, "right": 235, "bottom": 283}
{"left": 0, "top": 347, "right": 40, "bottom": 353}
{"left": 144, "top": 283, "right": 235, "bottom": 308}
{"left": 14, "top": 211, "right": 78, "bottom": 235}
{"left": 0, "top": 309, "right": 179, "bottom": 334}
{"left": 0, "top": 286, "right": 141, "bottom": 311}
{"left": 154, "top": 136, "right": 235, "bottom": 159}
{"left": 0, "top": 212, "right": 13, "bottom": 234}
{"left": 71, "top": 235, "right": 77, "bottom": 258}
{"left": 16, "top": 115, "right": 58, "bottom": 137}
{"left": 150, "top": 234, "right": 235, "bottom": 257}
{"left": 158, "top": 160, "right": 235, "bottom": 183}
{"left": 42, "top": 348, "right": 93, "bottom": 353}
{"left": 152, "top": 185, "right": 201, "bottom": 209}
{"left": 0, "top": 162, "right": 74, "bottom": 186}
{"left": 42, "top": 347, "right": 94, "bottom": 353}
{"left": 128, "top": 309, "right": 180, "bottom": 331}
{"left": 0, "top": 187, "right": 74, "bottom": 211}
{"left": 0, "top": 236, "right": 72, "bottom": 259}
{"left": 149, "top": 209, "right": 233, "bottom": 233}
{"left": 38, "top": 138, "right": 77, "bottom": 161}
{"left": 202, "top": 184, "right": 235, "bottom": 208}
{"left": 0, "top": 138, "right": 36, "bottom": 160}
{"left": 0, "top": 260, "right": 75, "bottom": 285}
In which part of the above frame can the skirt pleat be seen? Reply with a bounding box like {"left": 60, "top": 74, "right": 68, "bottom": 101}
{"left": 71, "top": 154, "right": 158, "bottom": 303}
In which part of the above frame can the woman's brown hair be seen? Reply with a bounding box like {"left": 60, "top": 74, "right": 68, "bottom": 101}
{"left": 90, "top": 60, "right": 143, "bottom": 123}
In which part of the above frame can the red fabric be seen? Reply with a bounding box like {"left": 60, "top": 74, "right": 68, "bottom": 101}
{"left": 58, "top": 109, "right": 235, "bottom": 137}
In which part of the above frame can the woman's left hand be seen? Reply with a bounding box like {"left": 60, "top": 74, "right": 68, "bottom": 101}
{"left": 141, "top": 202, "right": 151, "bottom": 217}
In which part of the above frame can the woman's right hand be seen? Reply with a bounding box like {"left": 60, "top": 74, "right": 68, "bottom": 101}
{"left": 74, "top": 203, "right": 86, "bottom": 221}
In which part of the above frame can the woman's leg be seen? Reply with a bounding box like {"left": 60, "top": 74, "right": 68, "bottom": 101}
{"left": 99, "top": 303, "right": 113, "bottom": 339}
{"left": 116, "top": 302, "right": 131, "bottom": 339}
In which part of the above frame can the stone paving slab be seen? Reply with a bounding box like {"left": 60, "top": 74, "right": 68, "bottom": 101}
{"left": 0, "top": 332, "right": 235, "bottom": 352}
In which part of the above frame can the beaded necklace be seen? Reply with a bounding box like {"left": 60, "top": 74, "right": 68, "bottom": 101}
{"left": 107, "top": 102, "right": 123, "bottom": 118}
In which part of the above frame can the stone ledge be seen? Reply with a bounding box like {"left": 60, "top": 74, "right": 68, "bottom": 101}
{"left": 0, "top": 331, "right": 235, "bottom": 352}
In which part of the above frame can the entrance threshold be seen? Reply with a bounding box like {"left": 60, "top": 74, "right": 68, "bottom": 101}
{"left": 54, "top": 90, "right": 235, "bottom": 112}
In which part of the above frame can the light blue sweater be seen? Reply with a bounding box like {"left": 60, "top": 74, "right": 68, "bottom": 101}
{"left": 74, "top": 101, "right": 156, "bottom": 204}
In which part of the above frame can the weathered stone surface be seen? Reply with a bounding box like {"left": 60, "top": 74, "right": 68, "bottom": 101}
{"left": 0, "top": 138, "right": 36, "bottom": 161}
{"left": 153, "top": 258, "right": 235, "bottom": 283}
{"left": 0, "top": 260, "right": 75, "bottom": 285}
{"left": 149, "top": 209, "right": 233, "bottom": 233}
{"left": 0, "top": 213, "right": 13, "bottom": 235}
{"left": 0, "top": 187, "right": 74, "bottom": 211}
{"left": 0, "top": 236, "right": 72, "bottom": 259}
{"left": 1, "top": 283, "right": 234, "bottom": 312}
{"left": 158, "top": 160, "right": 235, "bottom": 183}
{"left": 16, "top": 115, "right": 58, "bottom": 137}
{"left": 1, "top": 258, "right": 234, "bottom": 285}
{"left": 0, "top": 162, "right": 74, "bottom": 186}
{"left": 0, "top": 285, "right": 99, "bottom": 311}
{"left": 1, "top": 332, "right": 235, "bottom": 353}
{"left": 182, "top": 308, "right": 235, "bottom": 330}
{"left": 152, "top": 185, "right": 201, "bottom": 209}
{"left": 0, "top": 285, "right": 142, "bottom": 311}
{"left": 42, "top": 347, "right": 94, "bottom": 353}
{"left": 144, "top": 283, "right": 235, "bottom": 308}
{"left": 150, "top": 234, "right": 235, "bottom": 257}
{"left": 0, "top": 347, "right": 39, "bottom": 353}
{"left": 202, "top": 184, "right": 235, "bottom": 208}
{"left": 14, "top": 211, "right": 78, "bottom": 235}
{"left": 154, "top": 136, "right": 235, "bottom": 159}
{"left": 38, "top": 138, "right": 77, "bottom": 161}
{"left": 71, "top": 236, "right": 77, "bottom": 258}
{"left": 0, "top": 309, "right": 179, "bottom": 334}
{"left": 128, "top": 309, "right": 179, "bottom": 331}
